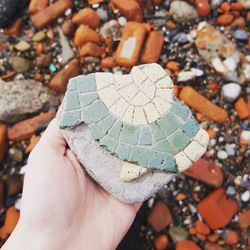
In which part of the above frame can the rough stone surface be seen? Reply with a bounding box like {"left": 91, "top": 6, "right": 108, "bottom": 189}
{"left": 0, "top": 79, "right": 61, "bottom": 123}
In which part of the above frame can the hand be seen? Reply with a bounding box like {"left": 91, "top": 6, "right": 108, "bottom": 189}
{"left": 2, "top": 119, "right": 141, "bottom": 250}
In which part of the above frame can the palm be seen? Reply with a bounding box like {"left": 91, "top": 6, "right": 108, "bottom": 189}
{"left": 18, "top": 120, "right": 140, "bottom": 250}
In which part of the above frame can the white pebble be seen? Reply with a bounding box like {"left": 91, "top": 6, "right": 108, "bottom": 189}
{"left": 221, "top": 83, "right": 241, "bottom": 102}
{"left": 240, "top": 130, "right": 250, "bottom": 144}
{"left": 15, "top": 198, "right": 22, "bottom": 211}
{"left": 64, "top": 8, "right": 72, "bottom": 16}
{"left": 177, "top": 71, "right": 196, "bottom": 82}
{"left": 226, "top": 186, "right": 235, "bottom": 195}
{"left": 118, "top": 16, "right": 127, "bottom": 26}
{"left": 241, "top": 190, "right": 250, "bottom": 202}
{"left": 191, "top": 68, "right": 204, "bottom": 77}
{"left": 19, "top": 164, "right": 28, "bottom": 175}
{"left": 217, "top": 150, "right": 228, "bottom": 159}
{"left": 225, "top": 143, "right": 235, "bottom": 156}
{"left": 223, "top": 55, "right": 239, "bottom": 71}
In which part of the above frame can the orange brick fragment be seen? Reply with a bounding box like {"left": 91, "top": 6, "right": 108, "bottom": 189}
{"left": 31, "top": 0, "right": 73, "bottom": 29}
{"left": 166, "top": 61, "right": 180, "bottom": 72}
{"left": 179, "top": 86, "right": 228, "bottom": 123}
{"left": 115, "top": 22, "right": 147, "bottom": 68}
{"left": 101, "top": 57, "right": 116, "bottom": 68}
{"left": 26, "top": 135, "right": 40, "bottom": 153}
{"left": 176, "top": 240, "right": 201, "bottom": 250}
{"left": 8, "top": 112, "right": 56, "bottom": 142}
{"left": 208, "top": 233, "right": 220, "bottom": 242}
{"left": 29, "top": 0, "right": 48, "bottom": 14}
{"left": 197, "top": 188, "right": 238, "bottom": 229}
{"left": 217, "top": 14, "right": 234, "bottom": 26}
{"left": 110, "top": 0, "right": 143, "bottom": 22}
{"left": 0, "top": 207, "right": 20, "bottom": 240}
{"left": 141, "top": 31, "right": 164, "bottom": 64}
{"left": 238, "top": 208, "right": 250, "bottom": 229}
{"left": 74, "top": 25, "right": 100, "bottom": 47}
{"left": 88, "top": 0, "right": 104, "bottom": 4}
{"left": 154, "top": 234, "right": 169, "bottom": 250}
{"left": 225, "top": 230, "right": 239, "bottom": 245}
{"left": 0, "top": 124, "right": 7, "bottom": 162}
{"left": 234, "top": 97, "right": 249, "bottom": 119}
{"left": 195, "top": 220, "right": 210, "bottom": 235}
{"left": 72, "top": 8, "right": 100, "bottom": 28}
{"left": 80, "top": 43, "right": 105, "bottom": 57}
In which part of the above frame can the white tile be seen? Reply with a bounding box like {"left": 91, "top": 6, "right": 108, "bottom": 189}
{"left": 152, "top": 97, "right": 172, "bottom": 115}
{"left": 142, "top": 63, "right": 166, "bottom": 83}
{"left": 131, "top": 66, "right": 147, "bottom": 86}
{"left": 175, "top": 151, "right": 192, "bottom": 172}
{"left": 156, "top": 76, "right": 173, "bottom": 88}
{"left": 119, "top": 84, "right": 138, "bottom": 102}
{"left": 144, "top": 103, "right": 160, "bottom": 123}
{"left": 98, "top": 85, "right": 120, "bottom": 108}
{"left": 114, "top": 74, "right": 133, "bottom": 90}
{"left": 122, "top": 105, "right": 134, "bottom": 124}
{"left": 120, "top": 162, "right": 148, "bottom": 182}
{"left": 139, "top": 79, "right": 156, "bottom": 99}
{"left": 95, "top": 72, "right": 114, "bottom": 90}
{"left": 110, "top": 98, "right": 128, "bottom": 118}
{"left": 184, "top": 141, "right": 206, "bottom": 162}
{"left": 133, "top": 107, "right": 147, "bottom": 125}
{"left": 194, "top": 128, "right": 209, "bottom": 147}
{"left": 130, "top": 90, "right": 150, "bottom": 106}
{"left": 156, "top": 89, "right": 173, "bottom": 103}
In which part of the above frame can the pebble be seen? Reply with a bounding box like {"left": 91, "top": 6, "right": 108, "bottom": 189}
{"left": 226, "top": 186, "right": 236, "bottom": 195}
{"left": 14, "top": 40, "right": 30, "bottom": 51}
{"left": 225, "top": 144, "right": 235, "bottom": 156}
{"left": 240, "top": 130, "right": 250, "bottom": 143}
{"left": 241, "top": 190, "right": 250, "bottom": 202}
{"left": 96, "top": 8, "right": 108, "bottom": 21}
{"left": 233, "top": 29, "right": 249, "bottom": 42}
{"left": 14, "top": 198, "right": 21, "bottom": 211}
{"left": 32, "top": 31, "right": 46, "bottom": 42}
{"left": 8, "top": 56, "right": 31, "bottom": 73}
{"left": 221, "top": 83, "right": 241, "bottom": 102}
{"left": 8, "top": 148, "right": 23, "bottom": 162}
{"left": 177, "top": 71, "right": 196, "bottom": 82}
{"left": 118, "top": 16, "right": 127, "bottom": 26}
{"left": 175, "top": 32, "right": 188, "bottom": 44}
{"left": 191, "top": 68, "right": 204, "bottom": 77}
{"left": 223, "top": 55, "right": 239, "bottom": 72}
{"left": 169, "top": 226, "right": 188, "bottom": 243}
{"left": 217, "top": 150, "right": 228, "bottom": 159}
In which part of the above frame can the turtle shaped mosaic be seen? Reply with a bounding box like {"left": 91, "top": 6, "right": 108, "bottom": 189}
{"left": 58, "top": 63, "right": 208, "bottom": 185}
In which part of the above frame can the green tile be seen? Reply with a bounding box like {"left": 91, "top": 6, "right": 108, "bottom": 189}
{"left": 167, "top": 128, "right": 191, "bottom": 152}
{"left": 108, "top": 120, "right": 123, "bottom": 140}
{"left": 100, "top": 135, "right": 118, "bottom": 153}
{"left": 153, "top": 139, "right": 174, "bottom": 154}
{"left": 171, "top": 99, "right": 189, "bottom": 121}
{"left": 139, "top": 127, "right": 152, "bottom": 145}
{"left": 150, "top": 122, "right": 165, "bottom": 143}
{"left": 79, "top": 93, "right": 98, "bottom": 106}
{"left": 59, "top": 109, "right": 81, "bottom": 128}
{"left": 148, "top": 151, "right": 165, "bottom": 169}
{"left": 115, "top": 143, "right": 131, "bottom": 160}
{"left": 161, "top": 153, "right": 178, "bottom": 173}
{"left": 77, "top": 74, "right": 96, "bottom": 93}
{"left": 120, "top": 124, "right": 141, "bottom": 145}
{"left": 181, "top": 116, "right": 200, "bottom": 138}
{"left": 129, "top": 146, "right": 149, "bottom": 166}
{"left": 64, "top": 92, "right": 80, "bottom": 111}
{"left": 157, "top": 111, "right": 182, "bottom": 136}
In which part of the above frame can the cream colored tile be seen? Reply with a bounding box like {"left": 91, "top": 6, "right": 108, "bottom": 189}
{"left": 133, "top": 107, "right": 147, "bottom": 125}
{"left": 156, "top": 76, "right": 173, "bottom": 88}
{"left": 175, "top": 151, "right": 192, "bottom": 172}
{"left": 194, "top": 128, "right": 209, "bottom": 147}
{"left": 184, "top": 141, "right": 206, "bottom": 162}
{"left": 142, "top": 63, "right": 166, "bottom": 83}
{"left": 98, "top": 85, "right": 120, "bottom": 108}
{"left": 130, "top": 91, "right": 150, "bottom": 106}
{"left": 144, "top": 103, "right": 161, "bottom": 123}
{"left": 123, "top": 105, "right": 134, "bottom": 124}
{"left": 139, "top": 79, "right": 156, "bottom": 99}
{"left": 114, "top": 74, "right": 133, "bottom": 90}
{"left": 119, "top": 84, "right": 138, "bottom": 102}
{"left": 120, "top": 162, "right": 148, "bottom": 182}
{"left": 110, "top": 98, "right": 129, "bottom": 118}
{"left": 131, "top": 66, "right": 147, "bottom": 86}
{"left": 152, "top": 97, "right": 172, "bottom": 115}
{"left": 95, "top": 72, "right": 114, "bottom": 90}
{"left": 156, "top": 89, "right": 173, "bottom": 103}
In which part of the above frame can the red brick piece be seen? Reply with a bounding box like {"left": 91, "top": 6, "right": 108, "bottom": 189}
{"left": 110, "top": 0, "right": 143, "bottom": 22}
{"left": 29, "top": 0, "right": 48, "bottom": 14}
{"left": 234, "top": 97, "right": 249, "bottom": 119}
{"left": 31, "top": 0, "right": 73, "bottom": 29}
{"left": 141, "top": 31, "right": 164, "bottom": 64}
{"left": 225, "top": 230, "right": 239, "bottom": 245}
{"left": 194, "top": 0, "right": 210, "bottom": 16}
{"left": 197, "top": 188, "right": 238, "bottom": 229}
{"left": 147, "top": 201, "right": 172, "bottom": 231}
{"left": 195, "top": 220, "right": 210, "bottom": 235}
{"left": 184, "top": 159, "right": 224, "bottom": 187}
{"left": 238, "top": 208, "right": 250, "bottom": 229}
{"left": 154, "top": 234, "right": 169, "bottom": 250}
{"left": 176, "top": 240, "right": 201, "bottom": 250}
{"left": 0, "top": 124, "right": 7, "bottom": 162}
{"left": 8, "top": 112, "right": 56, "bottom": 142}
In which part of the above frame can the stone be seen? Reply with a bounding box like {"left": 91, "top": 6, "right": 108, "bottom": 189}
{"left": 29, "top": 0, "right": 48, "bottom": 14}
{"left": 221, "top": 83, "right": 241, "bottom": 102}
{"left": 234, "top": 97, "right": 249, "bottom": 119}
{"left": 0, "top": 79, "right": 60, "bottom": 123}
{"left": 169, "top": 226, "right": 188, "bottom": 243}
{"left": 32, "top": 31, "right": 46, "bottom": 42}
{"left": 177, "top": 71, "right": 196, "bottom": 82}
{"left": 176, "top": 240, "right": 201, "bottom": 250}
{"left": 8, "top": 112, "right": 56, "bottom": 142}
{"left": 195, "top": 220, "right": 210, "bottom": 235}
{"left": 2, "top": 18, "right": 22, "bottom": 36}
{"left": 31, "top": 0, "right": 73, "bottom": 29}
{"left": 72, "top": 7, "right": 100, "bottom": 28}
{"left": 61, "top": 20, "right": 75, "bottom": 36}
{"left": 50, "top": 59, "right": 80, "bottom": 93}
{"left": 6, "top": 174, "right": 23, "bottom": 197}
{"left": 217, "top": 14, "right": 234, "bottom": 26}
{"left": 96, "top": 8, "right": 108, "bottom": 21}
{"left": 101, "top": 57, "right": 116, "bottom": 68}
{"left": 238, "top": 208, "right": 250, "bottom": 229}
{"left": 8, "top": 148, "right": 23, "bottom": 162}
{"left": 205, "top": 242, "right": 226, "bottom": 250}
{"left": 0, "top": 0, "right": 29, "bottom": 28}
{"left": 14, "top": 41, "right": 30, "bottom": 51}
{"left": 26, "top": 135, "right": 40, "bottom": 153}
{"left": 80, "top": 43, "right": 105, "bottom": 57}
{"left": 233, "top": 29, "right": 249, "bottom": 42}
{"left": 115, "top": 22, "right": 147, "bottom": 68}
{"left": 36, "top": 54, "right": 51, "bottom": 67}
{"left": 8, "top": 56, "right": 31, "bottom": 73}
{"left": 217, "top": 150, "right": 227, "bottom": 159}
{"left": 240, "top": 130, "right": 250, "bottom": 144}
{"left": 0, "top": 124, "right": 7, "bottom": 162}
{"left": 241, "top": 190, "right": 250, "bottom": 202}
{"left": 180, "top": 86, "right": 228, "bottom": 123}
{"left": 238, "top": 0, "right": 250, "bottom": 9}
{"left": 197, "top": 188, "right": 238, "bottom": 229}
{"left": 110, "top": 0, "right": 143, "bottom": 22}
{"left": 166, "top": 61, "right": 180, "bottom": 72}
{"left": 170, "top": 1, "right": 198, "bottom": 23}
{"left": 154, "top": 234, "right": 169, "bottom": 250}
{"left": 147, "top": 201, "right": 173, "bottom": 231}
{"left": 194, "top": 0, "right": 210, "bottom": 16}
{"left": 100, "top": 20, "right": 121, "bottom": 41}
{"left": 225, "top": 230, "right": 239, "bottom": 245}
{"left": 0, "top": 206, "right": 19, "bottom": 240}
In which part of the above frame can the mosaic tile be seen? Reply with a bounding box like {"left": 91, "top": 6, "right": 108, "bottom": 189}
{"left": 171, "top": 99, "right": 189, "bottom": 121}
{"left": 84, "top": 100, "right": 109, "bottom": 123}
{"left": 181, "top": 116, "right": 200, "bottom": 138}
{"left": 67, "top": 78, "right": 77, "bottom": 91}
{"left": 153, "top": 140, "right": 173, "bottom": 154}
{"left": 77, "top": 74, "right": 96, "bottom": 93}
{"left": 150, "top": 122, "right": 165, "bottom": 142}
{"left": 59, "top": 109, "right": 81, "bottom": 128}
{"left": 129, "top": 146, "right": 149, "bottom": 166}
{"left": 161, "top": 153, "right": 177, "bottom": 173}
{"left": 100, "top": 135, "right": 118, "bottom": 153}
{"left": 115, "top": 143, "right": 131, "bottom": 160}
{"left": 108, "top": 120, "right": 123, "bottom": 140}
{"left": 148, "top": 150, "right": 165, "bottom": 169}
{"left": 120, "top": 123, "right": 141, "bottom": 145}
{"left": 139, "top": 127, "right": 152, "bottom": 145}
{"left": 79, "top": 93, "right": 98, "bottom": 106}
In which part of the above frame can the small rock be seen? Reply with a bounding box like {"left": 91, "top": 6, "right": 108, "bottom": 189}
{"left": 234, "top": 97, "right": 249, "bottom": 119}
{"left": 28, "top": 0, "right": 48, "bottom": 14}
{"left": 170, "top": 1, "right": 198, "bottom": 23}
{"left": 101, "top": 57, "right": 116, "bottom": 68}
{"left": 96, "top": 8, "right": 108, "bottom": 21}
{"left": 217, "top": 150, "right": 228, "bottom": 159}
{"left": 176, "top": 240, "right": 201, "bottom": 250}
{"left": 147, "top": 201, "right": 172, "bottom": 231}
{"left": 195, "top": 220, "right": 210, "bottom": 235}
{"left": 154, "top": 234, "right": 169, "bottom": 250}
{"left": 36, "top": 54, "right": 51, "bottom": 67}
{"left": 225, "top": 230, "right": 239, "bottom": 245}
{"left": 8, "top": 56, "right": 31, "bottom": 73}
{"left": 8, "top": 148, "right": 23, "bottom": 162}
{"left": 191, "top": 68, "right": 204, "bottom": 77}
{"left": 233, "top": 29, "right": 249, "bottom": 42}
{"left": 175, "top": 32, "right": 188, "bottom": 44}
{"left": 100, "top": 20, "right": 121, "bottom": 41}
{"left": 225, "top": 144, "right": 235, "bottom": 156}
{"left": 241, "top": 190, "right": 250, "bottom": 202}
{"left": 6, "top": 174, "right": 23, "bottom": 197}
{"left": 217, "top": 14, "right": 234, "bottom": 26}
{"left": 221, "top": 83, "right": 241, "bottom": 102}
{"left": 0, "top": 181, "right": 4, "bottom": 210}
{"left": 240, "top": 130, "right": 250, "bottom": 143}
{"left": 194, "top": 0, "right": 210, "bottom": 16}
{"left": 80, "top": 42, "right": 105, "bottom": 57}
{"left": 211, "top": 0, "right": 223, "bottom": 8}
{"left": 0, "top": 124, "right": 7, "bottom": 162}
{"left": 14, "top": 197, "right": 22, "bottom": 211}
{"left": 32, "top": 31, "right": 46, "bottom": 42}
{"left": 169, "top": 226, "right": 188, "bottom": 243}
{"left": 177, "top": 71, "right": 196, "bottom": 82}
{"left": 61, "top": 20, "right": 75, "bottom": 36}
{"left": 223, "top": 55, "right": 239, "bottom": 72}
{"left": 14, "top": 40, "right": 30, "bottom": 51}
{"left": 239, "top": 208, "right": 250, "bottom": 229}
{"left": 226, "top": 186, "right": 235, "bottom": 195}
{"left": 238, "top": 0, "right": 250, "bottom": 9}
{"left": 118, "top": 16, "right": 127, "bottom": 26}
{"left": 205, "top": 242, "right": 225, "bottom": 250}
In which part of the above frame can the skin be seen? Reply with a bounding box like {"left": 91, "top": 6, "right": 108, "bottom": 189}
{"left": 2, "top": 119, "right": 141, "bottom": 250}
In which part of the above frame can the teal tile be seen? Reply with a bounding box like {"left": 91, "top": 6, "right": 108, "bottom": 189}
{"left": 115, "top": 143, "right": 131, "bottom": 160}
{"left": 67, "top": 78, "right": 77, "bottom": 91}
{"left": 83, "top": 100, "right": 109, "bottom": 124}
{"left": 129, "top": 146, "right": 149, "bottom": 166}
{"left": 181, "top": 116, "right": 200, "bottom": 138}
{"left": 64, "top": 92, "right": 80, "bottom": 111}
{"left": 77, "top": 74, "right": 96, "bottom": 93}
{"left": 120, "top": 124, "right": 141, "bottom": 145}
{"left": 167, "top": 128, "right": 191, "bottom": 152}
{"left": 108, "top": 120, "right": 123, "bottom": 140}
{"left": 171, "top": 99, "right": 189, "bottom": 121}
{"left": 139, "top": 127, "right": 152, "bottom": 145}
{"left": 59, "top": 109, "right": 81, "bottom": 128}
{"left": 150, "top": 122, "right": 165, "bottom": 143}
{"left": 148, "top": 151, "right": 165, "bottom": 169}
{"left": 79, "top": 93, "right": 98, "bottom": 106}
{"left": 161, "top": 153, "right": 178, "bottom": 173}
{"left": 100, "top": 135, "right": 118, "bottom": 153}
{"left": 152, "top": 139, "right": 174, "bottom": 154}
{"left": 157, "top": 111, "right": 182, "bottom": 136}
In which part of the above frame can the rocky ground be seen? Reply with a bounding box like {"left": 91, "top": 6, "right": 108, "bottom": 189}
{"left": 0, "top": 0, "right": 249, "bottom": 249}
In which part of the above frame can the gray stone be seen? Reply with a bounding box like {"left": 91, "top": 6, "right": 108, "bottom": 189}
{"left": 8, "top": 56, "right": 31, "bottom": 73}
{"left": 100, "top": 20, "right": 121, "bottom": 41}
{"left": 233, "top": 29, "right": 249, "bottom": 42}
{"left": 169, "top": 226, "right": 188, "bottom": 243}
{"left": 170, "top": 1, "right": 198, "bottom": 23}
{"left": 0, "top": 79, "right": 61, "bottom": 123}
